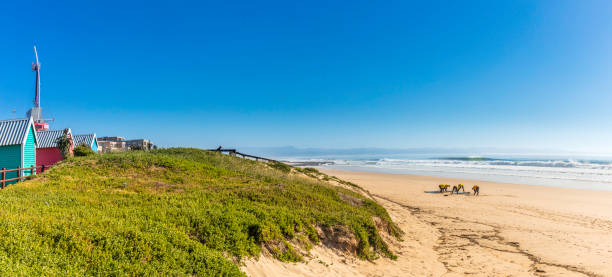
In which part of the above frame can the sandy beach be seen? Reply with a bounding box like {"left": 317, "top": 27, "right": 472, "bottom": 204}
{"left": 244, "top": 169, "right": 612, "bottom": 277}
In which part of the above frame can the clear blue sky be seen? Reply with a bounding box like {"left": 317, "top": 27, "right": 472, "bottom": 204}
{"left": 1, "top": 1, "right": 611, "bottom": 153}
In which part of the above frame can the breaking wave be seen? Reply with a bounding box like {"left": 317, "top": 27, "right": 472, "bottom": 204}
{"left": 307, "top": 156, "right": 612, "bottom": 190}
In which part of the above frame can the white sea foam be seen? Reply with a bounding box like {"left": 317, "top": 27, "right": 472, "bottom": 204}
{"left": 307, "top": 156, "right": 612, "bottom": 191}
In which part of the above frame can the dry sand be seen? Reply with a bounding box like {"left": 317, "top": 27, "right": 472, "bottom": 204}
{"left": 243, "top": 169, "right": 612, "bottom": 277}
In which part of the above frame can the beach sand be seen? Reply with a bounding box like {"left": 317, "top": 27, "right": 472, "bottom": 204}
{"left": 243, "top": 169, "right": 612, "bottom": 277}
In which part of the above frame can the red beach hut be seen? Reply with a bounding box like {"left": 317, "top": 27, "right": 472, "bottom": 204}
{"left": 36, "top": 128, "right": 73, "bottom": 167}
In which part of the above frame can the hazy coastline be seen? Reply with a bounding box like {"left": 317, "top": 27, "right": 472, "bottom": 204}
{"left": 274, "top": 150, "right": 612, "bottom": 191}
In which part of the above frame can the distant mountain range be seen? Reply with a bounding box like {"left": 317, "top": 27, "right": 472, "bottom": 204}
{"left": 238, "top": 146, "right": 573, "bottom": 159}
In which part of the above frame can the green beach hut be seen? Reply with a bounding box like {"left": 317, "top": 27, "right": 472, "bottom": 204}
{"left": 73, "top": 133, "right": 98, "bottom": 153}
{"left": 0, "top": 118, "right": 38, "bottom": 183}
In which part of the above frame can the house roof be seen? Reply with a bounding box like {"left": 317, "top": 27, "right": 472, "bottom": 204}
{"left": 37, "top": 129, "right": 71, "bottom": 148}
{"left": 73, "top": 133, "right": 96, "bottom": 147}
{"left": 0, "top": 118, "right": 36, "bottom": 147}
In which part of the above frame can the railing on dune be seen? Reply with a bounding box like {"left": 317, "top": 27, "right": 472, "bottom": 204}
{"left": 0, "top": 165, "right": 51, "bottom": 188}
{"left": 206, "top": 148, "right": 279, "bottom": 163}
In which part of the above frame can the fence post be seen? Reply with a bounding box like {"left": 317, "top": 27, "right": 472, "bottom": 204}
{"left": 31, "top": 166, "right": 34, "bottom": 176}
{"left": 41, "top": 165, "right": 45, "bottom": 173}
{"left": 17, "top": 168, "right": 21, "bottom": 182}
{"left": 1, "top": 168, "right": 5, "bottom": 189}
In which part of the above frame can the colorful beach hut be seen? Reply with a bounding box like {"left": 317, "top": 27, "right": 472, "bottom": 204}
{"left": 36, "top": 128, "right": 73, "bottom": 167}
{"left": 0, "top": 118, "right": 38, "bottom": 182}
{"left": 73, "top": 133, "right": 98, "bottom": 153}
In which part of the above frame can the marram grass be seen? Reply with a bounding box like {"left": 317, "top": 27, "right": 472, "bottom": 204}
{"left": 0, "top": 148, "right": 400, "bottom": 276}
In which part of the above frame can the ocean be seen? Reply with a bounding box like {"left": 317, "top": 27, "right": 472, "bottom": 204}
{"left": 278, "top": 153, "right": 612, "bottom": 191}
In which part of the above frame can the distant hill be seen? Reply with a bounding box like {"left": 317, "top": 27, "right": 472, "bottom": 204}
{"left": 0, "top": 148, "right": 400, "bottom": 276}
{"left": 241, "top": 146, "right": 582, "bottom": 159}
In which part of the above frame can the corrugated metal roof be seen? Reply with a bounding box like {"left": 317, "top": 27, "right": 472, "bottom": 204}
{"left": 0, "top": 118, "right": 32, "bottom": 146}
{"left": 37, "top": 129, "right": 71, "bottom": 148}
{"left": 73, "top": 133, "right": 96, "bottom": 147}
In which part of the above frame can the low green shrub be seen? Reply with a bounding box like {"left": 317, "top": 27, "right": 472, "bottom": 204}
{"left": 268, "top": 161, "right": 291, "bottom": 173}
{"left": 73, "top": 144, "right": 95, "bottom": 157}
{"left": 0, "top": 148, "right": 400, "bottom": 276}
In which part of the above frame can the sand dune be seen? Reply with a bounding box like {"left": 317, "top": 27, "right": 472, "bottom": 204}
{"left": 243, "top": 169, "right": 612, "bottom": 276}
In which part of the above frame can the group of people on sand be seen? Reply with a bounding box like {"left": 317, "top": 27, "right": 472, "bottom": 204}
{"left": 438, "top": 183, "right": 479, "bottom": 195}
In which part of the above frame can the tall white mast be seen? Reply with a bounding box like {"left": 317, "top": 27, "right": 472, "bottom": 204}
{"left": 33, "top": 45, "right": 41, "bottom": 108}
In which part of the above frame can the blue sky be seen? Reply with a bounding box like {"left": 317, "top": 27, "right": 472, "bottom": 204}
{"left": 1, "top": 1, "right": 611, "bottom": 153}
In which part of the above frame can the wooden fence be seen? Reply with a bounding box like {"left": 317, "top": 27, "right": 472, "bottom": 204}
{"left": 207, "top": 148, "right": 279, "bottom": 163}
{"left": 0, "top": 165, "right": 50, "bottom": 189}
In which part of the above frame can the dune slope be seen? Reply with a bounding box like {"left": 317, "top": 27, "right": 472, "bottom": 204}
{"left": 0, "top": 149, "right": 399, "bottom": 276}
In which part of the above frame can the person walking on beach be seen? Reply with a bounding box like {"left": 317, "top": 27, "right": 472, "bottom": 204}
{"left": 472, "top": 185, "right": 480, "bottom": 196}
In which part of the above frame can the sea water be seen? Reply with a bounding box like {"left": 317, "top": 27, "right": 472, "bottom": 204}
{"left": 281, "top": 153, "right": 612, "bottom": 191}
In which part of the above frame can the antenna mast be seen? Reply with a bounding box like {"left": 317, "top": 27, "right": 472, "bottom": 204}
{"left": 26, "top": 45, "right": 50, "bottom": 130}
{"left": 33, "top": 46, "right": 41, "bottom": 108}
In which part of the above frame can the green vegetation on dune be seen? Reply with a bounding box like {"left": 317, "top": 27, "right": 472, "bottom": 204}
{"left": 0, "top": 148, "right": 400, "bottom": 276}
{"left": 73, "top": 144, "right": 96, "bottom": 157}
